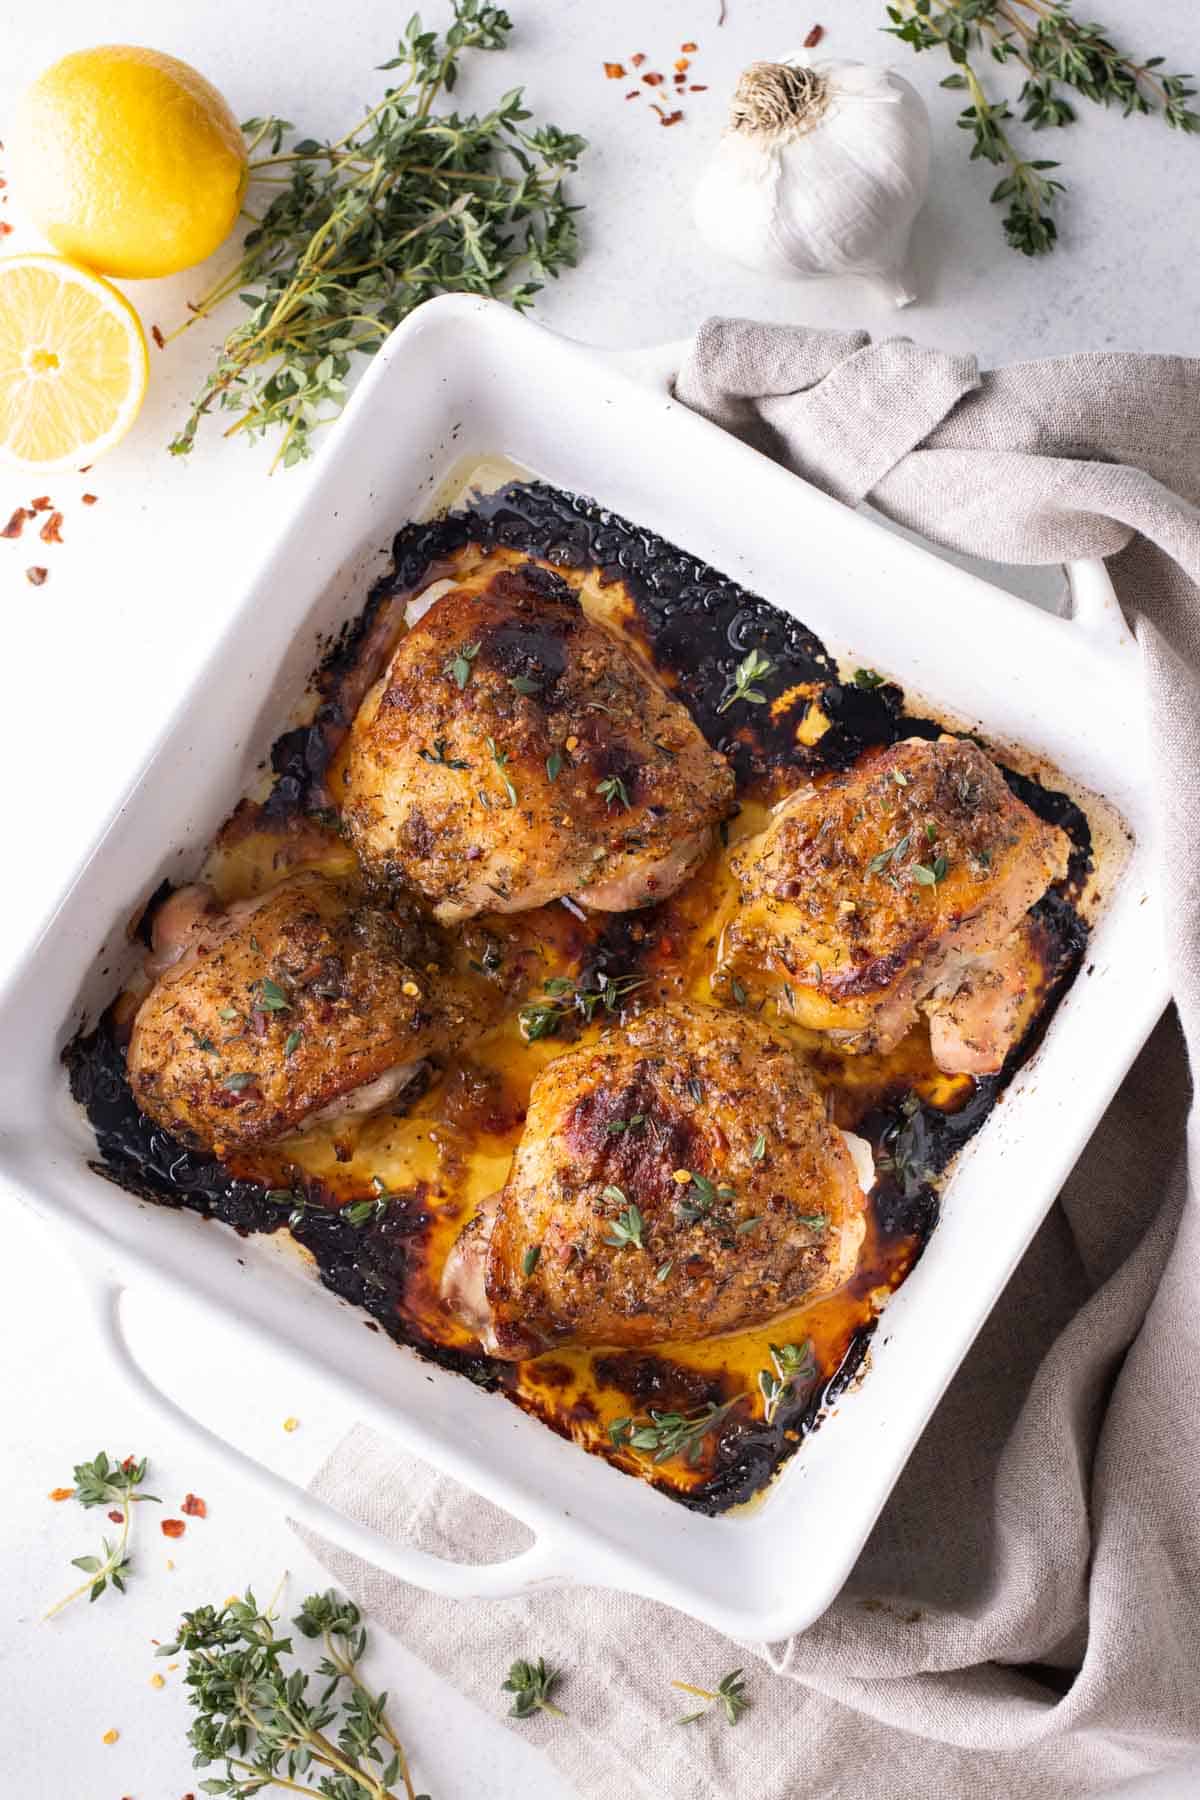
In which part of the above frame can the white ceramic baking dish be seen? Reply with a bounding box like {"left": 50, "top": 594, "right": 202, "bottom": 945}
{"left": 0, "top": 296, "right": 1167, "bottom": 1640}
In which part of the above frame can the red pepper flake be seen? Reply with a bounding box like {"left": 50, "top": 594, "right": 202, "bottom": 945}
{"left": 181, "top": 1492, "right": 207, "bottom": 1517}
{"left": 0, "top": 177, "right": 7, "bottom": 188}
{"left": 804, "top": 23, "right": 825, "bottom": 48}
{"left": 689, "top": 84, "right": 709, "bottom": 91}
{"left": 625, "top": 89, "right": 641, "bottom": 99}
{"left": 0, "top": 222, "right": 12, "bottom": 236}
{"left": 48, "top": 1486, "right": 73, "bottom": 1501}
{"left": 603, "top": 61, "right": 626, "bottom": 79}
{"left": 26, "top": 566, "right": 48, "bottom": 586}
{"left": 631, "top": 52, "right": 646, "bottom": 67}
{"left": 1, "top": 506, "right": 30, "bottom": 538}
{"left": 642, "top": 71, "right": 664, "bottom": 86}
{"left": 151, "top": 323, "right": 165, "bottom": 349}
{"left": 39, "top": 510, "right": 64, "bottom": 544}
{"left": 661, "top": 110, "right": 684, "bottom": 127}
{"left": 161, "top": 1518, "right": 186, "bottom": 1539}
{"left": 30, "top": 495, "right": 52, "bottom": 510}
{"left": 108, "top": 1509, "right": 124, "bottom": 1523}
{"left": 82, "top": 492, "right": 98, "bottom": 504}
{"left": 675, "top": 57, "right": 691, "bottom": 71}
{"left": 681, "top": 41, "right": 698, "bottom": 53}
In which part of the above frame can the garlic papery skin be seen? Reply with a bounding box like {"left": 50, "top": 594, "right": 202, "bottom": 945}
{"left": 693, "top": 56, "right": 931, "bottom": 308}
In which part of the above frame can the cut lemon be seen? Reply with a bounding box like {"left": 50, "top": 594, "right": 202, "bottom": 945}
{"left": 0, "top": 254, "right": 149, "bottom": 471}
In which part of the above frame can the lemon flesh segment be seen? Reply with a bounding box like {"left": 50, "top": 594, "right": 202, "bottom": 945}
{"left": 0, "top": 256, "right": 149, "bottom": 471}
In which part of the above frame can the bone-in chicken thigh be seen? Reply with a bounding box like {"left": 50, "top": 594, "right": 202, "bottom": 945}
{"left": 718, "top": 735, "right": 1071, "bottom": 1071}
{"left": 340, "top": 560, "right": 735, "bottom": 923}
{"left": 442, "top": 1002, "right": 871, "bottom": 1358}
{"left": 128, "top": 871, "right": 480, "bottom": 1154}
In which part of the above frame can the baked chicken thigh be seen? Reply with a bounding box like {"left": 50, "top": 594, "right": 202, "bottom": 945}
{"left": 442, "top": 1002, "right": 871, "bottom": 1357}
{"left": 719, "top": 735, "right": 1071, "bottom": 1072}
{"left": 341, "top": 559, "right": 735, "bottom": 923}
{"left": 128, "top": 871, "right": 479, "bottom": 1154}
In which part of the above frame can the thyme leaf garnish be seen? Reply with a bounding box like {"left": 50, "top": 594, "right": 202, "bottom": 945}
{"left": 608, "top": 1397, "right": 739, "bottom": 1465}
{"left": 44, "top": 1453, "right": 160, "bottom": 1618}
{"left": 502, "top": 1656, "right": 564, "bottom": 1719}
{"left": 420, "top": 737, "right": 471, "bottom": 768}
{"left": 758, "top": 1339, "right": 819, "bottom": 1425}
{"left": 673, "top": 1667, "right": 752, "bottom": 1727}
{"left": 716, "top": 647, "right": 776, "bottom": 715}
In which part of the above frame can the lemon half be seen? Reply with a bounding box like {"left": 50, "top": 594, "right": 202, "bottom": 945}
{"left": 9, "top": 45, "right": 247, "bottom": 280}
{"left": 0, "top": 255, "right": 149, "bottom": 470}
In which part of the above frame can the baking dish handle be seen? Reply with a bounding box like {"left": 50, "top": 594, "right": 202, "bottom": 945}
{"left": 1065, "top": 557, "right": 1136, "bottom": 655}
{"left": 83, "top": 1271, "right": 574, "bottom": 1602}
{"left": 586, "top": 341, "right": 1139, "bottom": 661}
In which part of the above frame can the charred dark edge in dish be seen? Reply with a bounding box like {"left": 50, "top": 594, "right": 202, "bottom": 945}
{"left": 63, "top": 478, "right": 1092, "bottom": 1514}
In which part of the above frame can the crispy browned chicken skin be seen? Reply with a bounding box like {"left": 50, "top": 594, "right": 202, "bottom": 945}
{"left": 340, "top": 560, "right": 735, "bottom": 923}
{"left": 718, "top": 735, "right": 1071, "bottom": 1069}
{"left": 128, "top": 871, "right": 480, "bottom": 1154}
{"left": 442, "top": 1002, "right": 871, "bottom": 1357}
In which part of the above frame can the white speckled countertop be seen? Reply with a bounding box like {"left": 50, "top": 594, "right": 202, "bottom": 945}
{"left": 1, "top": 3, "right": 1197, "bottom": 1795}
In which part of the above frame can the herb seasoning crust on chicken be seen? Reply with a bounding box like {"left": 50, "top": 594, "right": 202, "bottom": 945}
{"left": 718, "top": 735, "right": 1071, "bottom": 1073}
{"left": 340, "top": 560, "right": 736, "bottom": 922}
{"left": 442, "top": 1002, "right": 872, "bottom": 1358}
{"left": 127, "top": 871, "right": 485, "bottom": 1154}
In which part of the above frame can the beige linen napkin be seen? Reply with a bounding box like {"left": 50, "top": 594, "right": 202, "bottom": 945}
{"left": 300, "top": 322, "right": 1200, "bottom": 1798}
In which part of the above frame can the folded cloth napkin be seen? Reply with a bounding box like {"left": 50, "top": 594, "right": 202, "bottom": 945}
{"left": 299, "top": 321, "right": 1200, "bottom": 1798}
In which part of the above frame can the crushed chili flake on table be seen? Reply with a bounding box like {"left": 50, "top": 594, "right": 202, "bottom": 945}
{"left": 689, "top": 83, "right": 708, "bottom": 90}
{"left": 161, "top": 1517, "right": 186, "bottom": 1538}
{"left": 108, "top": 1509, "right": 123, "bottom": 1523}
{"left": 82, "top": 492, "right": 98, "bottom": 504}
{"left": 0, "top": 222, "right": 11, "bottom": 236}
{"left": 675, "top": 57, "right": 690, "bottom": 70}
{"left": 804, "top": 23, "right": 825, "bottom": 47}
{"left": 38, "top": 511, "right": 64, "bottom": 544}
{"left": 681, "top": 40, "right": 698, "bottom": 52}
{"left": 631, "top": 51, "right": 645, "bottom": 67}
{"left": 625, "top": 89, "right": 640, "bottom": 99}
{"left": 603, "top": 61, "right": 626, "bottom": 78}
{"left": 151, "top": 323, "right": 165, "bottom": 349}
{"left": 653, "top": 106, "right": 685, "bottom": 126}
{"left": 181, "top": 1492, "right": 207, "bottom": 1517}
{"left": 26, "top": 566, "right": 48, "bottom": 585}
{"left": 48, "top": 1486, "right": 73, "bottom": 1501}
{"left": 642, "top": 70, "right": 664, "bottom": 85}
{"left": 2, "top": 506, "right": 30, "bottom": 537}
{"left": 30, "top": 495, "right": 52, "bottom": 510}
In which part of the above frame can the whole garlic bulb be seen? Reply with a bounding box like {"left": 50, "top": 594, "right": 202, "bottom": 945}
{"left": 693, "top": 55, "right": 931, "bottom": 307}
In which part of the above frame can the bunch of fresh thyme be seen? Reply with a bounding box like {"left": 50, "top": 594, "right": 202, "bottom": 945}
{"left": 169, "top": 1, "right": 585, "bottom": 468}
{"left": 884, "top": 0, "right": 1198, "bottom": 254}
{"left": 161, "top": 1586, "right": 428, "bottom": 1799}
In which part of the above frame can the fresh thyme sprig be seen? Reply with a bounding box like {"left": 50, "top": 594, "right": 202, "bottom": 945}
{"left": 608, "top": 1398, "right": 739, "bottom": 1466}
{"left": 602, "top": 1192, "right": 647, "bottom": 1249}
{"left": 161, "top": 1584, "right": 428, "bottom": 1799}
{"left": 45, "top": 1452, "right": 160, "bottom": 1619}
{"left": 168, "top": 2, "right": 586, "bottom": 467}
{"left": 717, "top": 647, "right": 776, "bottom": 715}
{"left": 501, "top": 1656, "right": 565, "bottom": 1719}
{"left": 517, "top": 970, "right": 646, "bottom": 1041}
{"left": 884, "top": 0, "right": 1198, "bottom": 255}
{"left": 673, "top": 1667, "right": 752, "bottom": 1727}
{"left": 758, "top": 1339, "right": 818, "bottom": 1425}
